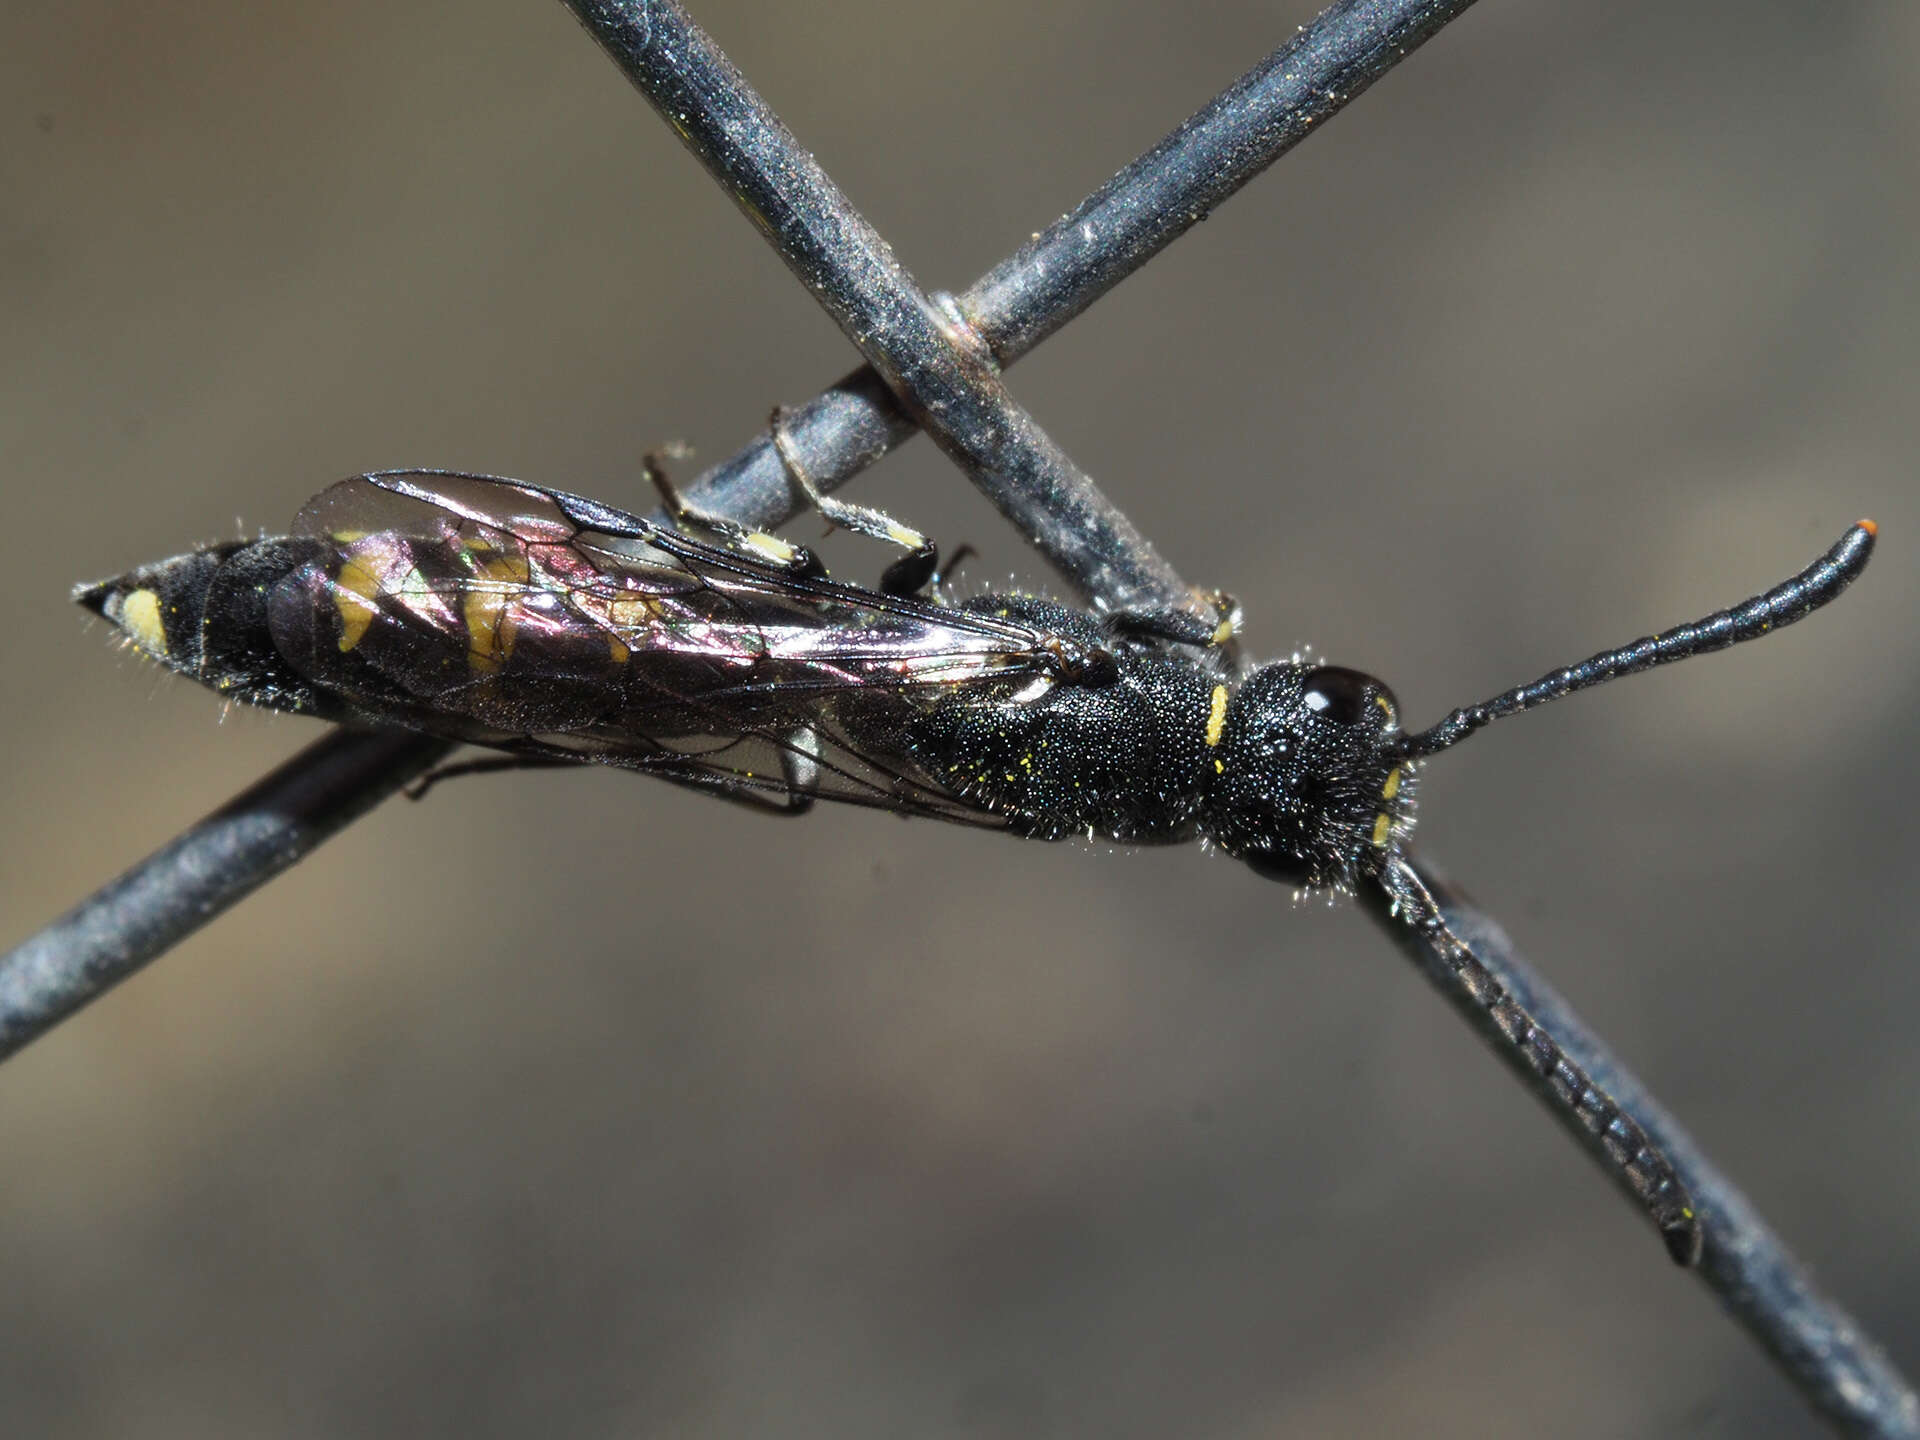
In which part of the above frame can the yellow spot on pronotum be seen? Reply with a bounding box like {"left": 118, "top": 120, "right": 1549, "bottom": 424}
{"left": 1371, "top": 813, "right": 1392, "bottom": 847}
{"left": 120, "top": 588, "right": 168, "bottom": 657}
{"left": 1211, "top": 617, "right": 1235, "bottom": 646}
{"left": 1374, "top": 694, "right": 1395, "bottom": 720}
{"left": 332, "top": 554, "right": 383, "bottom": 651}
{"left": 1204, "top": 685, "right": 1229, "bottom": 748}
{"left": 1382, "top": 767, "right": 1402, "bottom": 800}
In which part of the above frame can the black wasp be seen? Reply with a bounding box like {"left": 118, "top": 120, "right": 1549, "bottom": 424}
{"left": 77, "top": 463, "right": 1877, "bottom": 1267}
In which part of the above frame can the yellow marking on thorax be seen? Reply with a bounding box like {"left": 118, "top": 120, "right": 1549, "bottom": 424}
{"left": 1374, "top": 694, "right": 1395, "bottom": 721}
{"left": 1204, "top": 685, "right": 1229, "bottom": 748}
{"left": 332, "top": 554, "right": 384, "bottom": 651}
{"left": 120, "top": 588, "right": 168, "bottom": 658}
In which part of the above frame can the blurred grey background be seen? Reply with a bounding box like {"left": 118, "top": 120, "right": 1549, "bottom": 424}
{"left": 3, "top": 3, "right": 1917, "bottom": 1436}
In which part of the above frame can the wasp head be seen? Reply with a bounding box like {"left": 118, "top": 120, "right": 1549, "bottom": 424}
{"left": 1205, "top": 664, "right": 1415, "bottom": 890}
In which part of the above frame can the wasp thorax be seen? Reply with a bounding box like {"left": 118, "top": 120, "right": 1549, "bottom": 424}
{"left": 1205, "top": 664, "right": 1413, "bottom": 889}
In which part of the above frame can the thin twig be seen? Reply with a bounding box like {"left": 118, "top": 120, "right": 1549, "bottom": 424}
{"left": 646, "top": 0, "right": 1491, "bottom": 552}
{"left": 1360, "top": 862, "right": 1919, "bottom": 1439}
{"left": 0, "top": 730, "right": 450, "bottom": 1062}
{"left": 563, "top": 0, "right": 1195, "bottom": 616}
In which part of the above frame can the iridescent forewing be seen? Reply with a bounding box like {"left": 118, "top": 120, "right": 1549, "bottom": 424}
{"left": 269, "top": 471, "right": 1055, "bottom": 824}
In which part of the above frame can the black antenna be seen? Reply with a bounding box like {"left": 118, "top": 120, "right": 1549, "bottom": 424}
{"left": 1376, "top": 855, "right": 1703, "bottom": 1263}
{"left": 1393, "top": 521, "right": 1877, "bottom": 761}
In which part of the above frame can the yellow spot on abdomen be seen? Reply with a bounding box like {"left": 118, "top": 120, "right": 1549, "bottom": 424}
{"left": 464, "top": 592, "right": 511, "bottom": 672}
{"left": 120, "top": 588, "right": 168, "bottom": 658}
{"left": 333, "top": 553, "right": 384, "bottom": 651}
{"left": 463, "top": 551, "right": 531, "bottom": 673}
{"left": 608, "top": 594, "right": 665, "bottom": 630}
{"left": 1204, "top": 685, "right": 1229, "bottom": 748}
{"left": 1371, "top": 813, "right": 1392, "bottom": 847}
{"left": 1382, "top": 767, "right": 1402, "bottom": 800}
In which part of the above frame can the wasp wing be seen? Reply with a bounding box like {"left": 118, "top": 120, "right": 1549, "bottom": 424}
{"left": 270, "top": 471, "right": 1053, "bottom": 824}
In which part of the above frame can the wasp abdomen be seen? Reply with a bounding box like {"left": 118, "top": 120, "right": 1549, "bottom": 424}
{"left": 76, "top": 536, "right": 340, "bottom": 717}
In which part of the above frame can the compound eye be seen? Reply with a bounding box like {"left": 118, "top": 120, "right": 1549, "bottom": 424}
{"left": 1300, "top": 666, "right": 1378, "bottom": 727}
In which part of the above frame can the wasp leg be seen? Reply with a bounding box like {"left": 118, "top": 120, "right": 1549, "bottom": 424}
{"left": 642, "top": 766, "right": 815, "bottom": 816}
{"left": 928, "top": 542, "right": 977, "bottom": 606}
{"left": 768, "top": 406, "right": 940, "bottom": 597}
{"left": 643, "top": 443, "right": 826, "bottom": 580}
{"left": 638, "top": 733, "right": 820, "bottom": 817}
{"left": 409, "top": 732, "right": 826, "bottom": 816}
{"left": 1105, "top": 589, "right": 1243, "bottom": 649}
{"left": 405, "top": 754, "right": 587, "bottom": 801}
{"left": 771, "top": 723, "right": 822, "bottom": 815}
